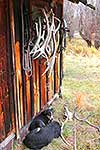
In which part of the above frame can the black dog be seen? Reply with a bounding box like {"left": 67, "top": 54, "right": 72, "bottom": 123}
{"left": 23, "top": 121, "right": 61, "bottom": 150}
{"left": 28, "top": 108, "right": 53, "bottom": 131}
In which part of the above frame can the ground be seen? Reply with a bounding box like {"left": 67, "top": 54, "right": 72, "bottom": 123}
{"left": 14, "top": 44, "right": 100, "bottom": 150}
{"left": 43, "top": 53, "right": 100, "bottom": 150}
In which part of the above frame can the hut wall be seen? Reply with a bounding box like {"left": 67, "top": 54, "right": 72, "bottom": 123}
{"left": 0, "top": 0, "right": 15, "bottom": 143}
{"left": 0, "top": 0, "right": 64, "bottom": 149}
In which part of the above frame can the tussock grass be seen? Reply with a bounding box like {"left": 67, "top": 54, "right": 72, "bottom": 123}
{"left": 66, "top": 38, "right": 100, "bottom": 57}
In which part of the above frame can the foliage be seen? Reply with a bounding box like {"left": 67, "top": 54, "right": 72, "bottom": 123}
{"left": 64, "top": 0, "right": 100, "bottom": 49}
{"left": 65, "top": 38, "right": 100, "bottom": 56}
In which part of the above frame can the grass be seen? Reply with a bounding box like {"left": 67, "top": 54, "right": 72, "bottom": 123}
{"left": 14, "top": 38, "right": 100, "bottom": 150}
{"left": 62, "top": 54, "right": 100, "bottom": 149}
{"left": 43, "top": 51, "right": 100, "bottom": 149}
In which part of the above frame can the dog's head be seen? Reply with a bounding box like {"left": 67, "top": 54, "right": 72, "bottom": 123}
{"left": 43, "top": 108, "right": 54, "bottom": 121}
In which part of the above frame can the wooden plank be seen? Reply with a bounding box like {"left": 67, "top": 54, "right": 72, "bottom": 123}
{"left": 30, "top": 76, "right": 34, "bottom": 118}
{"left": 56, "top": 3, "right": 63, "bottom": 97}
{"left": 6, "top": 9, "right": 15, "bottom": 134}
{"left": 32, "top": 61, "right": 37, "bottom": 115}
{"left": 28, "top": 0, "right": 34, "bottom": 118}
{"left": 57, "top": 53, "right": 60, "bottom": 91}
{"left": 25, "top": 75, "right": 31, "bottom": 122}
{"left": 9, "top": 0, "right": 20, "bottom": 139}
{"left": 47, "top": 73, "right": 54, "bottom": 101}
{"left": 15, "top": 41, "right": 24, "bottom": 128}
{"left": 35, "top": 59, "right": 40, "bottom": 113}
{"left": 54, "top": 53, "right": 60, "bottom": 93}
{"left": 0, "top": 87, "right": 5, "bottom": 142}
{"left": 32, "top": 60, "right": 40, "bottom": 115}
{"left": 1, "top": 58, "right": 11, "bottom": 135}
{"left": 39, "top": 59, "right": 47, "bottom": 108}
{"left": 21, "top": 71, "right": 28, "bottom": 125}
{"left": 21, "top": 0, "right": 29, "bottom": 125}
{"left": 0, "top": 0, "right": 12, "bottom": 139}
{"left": 13, "top": 0, "right": 25, "bottom": 129}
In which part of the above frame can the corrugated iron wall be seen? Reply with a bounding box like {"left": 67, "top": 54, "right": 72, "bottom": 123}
{"left": 0, "top": 0, "right": 64, "bottom": 148}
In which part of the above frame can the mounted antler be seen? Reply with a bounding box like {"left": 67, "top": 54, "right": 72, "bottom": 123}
{"left": 23, "top": 8, "right": 61, "bottom": 76}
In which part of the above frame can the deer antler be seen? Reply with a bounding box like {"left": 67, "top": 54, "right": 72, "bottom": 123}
{"left": 73, "top": 107, "right": 100, "bottom": 132}
{"left": 23, "top": 8, "right": 61, "bottom": 76}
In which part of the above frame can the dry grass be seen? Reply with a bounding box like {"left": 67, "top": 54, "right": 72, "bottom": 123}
{"left": 66, "top": 38, "right": 100, "bottom": 57}
{"left": 14, "top": 38, "right": 100, "bottom": 150}
{"left": 43, "top": 46, "right": 100, "bottom": 149}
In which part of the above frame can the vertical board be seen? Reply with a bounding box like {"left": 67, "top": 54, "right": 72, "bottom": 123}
{"left": 47, "top": 73, "right": 54, "bottom": 101}
{"left": 9, "top": 0, "right": 19, "bottom": 138}
{"left": 6, "top": 4, "right": 15, "bottom": 133}
{"left": 0, "top": 87, "right": 5, "bottom": 141}
{"left": 22, "top": 0, "right": 32, "bottom": 125}
{"left": 39, "top": 59, "right": 47, "bottom": 108}
{"left": 54, "top": 53, "right": 60, "bottom": 93}
{"left": 57, "top": 3, "right": 63, "bottom": 96}
{"left": 0, "top": 0, "right": 15, "bottom": 141}
{"left": 0, "top": 2, "right": 10, "bottom": 138}
{"left": 25, "top": 74, "right": 31, "bottom": 122}
{"left": 32, "top": 60, "right": 40, "bottom": 115}
{"left": 15, "top": 41, "right": 24, "bottom": 128}
{"left": 22, "top": 73, "right": 28, "bottom": 125}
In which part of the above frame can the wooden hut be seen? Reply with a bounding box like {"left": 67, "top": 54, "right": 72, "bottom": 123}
{"left": 0, "top": 0, "right": 65, "bottom": 149}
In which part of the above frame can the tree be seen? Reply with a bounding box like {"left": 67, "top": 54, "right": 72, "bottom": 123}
{"left": 64, "top": 0, "right": 79, "bottom": 40}
{"left": 95, "top": 0, "right": 100, "bottom": 49}
{"left": 64, "top": 0, "right": 100, "bottom": 49}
